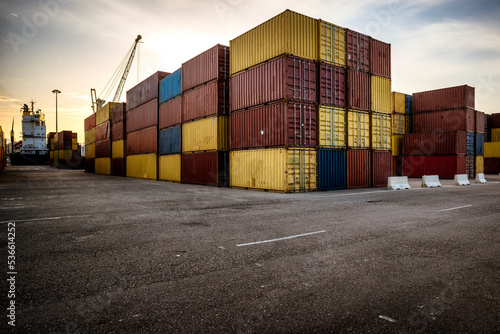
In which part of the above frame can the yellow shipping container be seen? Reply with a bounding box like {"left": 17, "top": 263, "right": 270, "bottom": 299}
{"left": 347, "top": 110, "right": 370, "bottom": 149}
{"left": 53, "top": 150, "right": 59, "bottom": 167}
{"left": 372, "top": 113, "right": 392, "bottom": 150}
{"left": 371, "top": 76, "right": 391, "bottom": 113}
{"left": 159, "top": 154, "right": 181, "bottom": 182}
{"left": 491, "top": 128, "right": 500, "bottom": 142}
{"left": 319, "top": 106, "right": 346, "bottom": 148}
{"left": 391, "top": 92, "right": 406, "bottom": 114}
{"left": 72, "top": 144, "right": 78, "bottom": 150}
{"left": 126, "top": 154, "right": 157, "bottom": 180}
{"left": 85, "top": 128, "right": 95, "bottom": 145}
{"left": 112, "top": 140, "right": 125, "bottom": 159}
{"left": 96, "top": 102, "right": 117, "bottom": 126}
{"left": 484, "top": 142, "right": 500, "bottom": 158}
{"left": 392, "top": 135, "right": 403, "bottom": 156}
{"left": 392, "top": 113, "right": 409, "bottom": 135}
{"left": 476, "top": 155, "right": 484, "bottom": 174}
{"left": 50, "top": 138, "right": 55, "bottom": 145}
{"left": 182, "top": 116, "right": 229, "bottom": 153}
{"left": 230, "top": 10, "right": 318, "bottom": 75}
{"left": 58, "top": 150, "right": 72, "bottom": 160}
{"left": 318, "top": 20, "right": 346, "bottom": 67}
{"left": 85, "top": 143, "right": 95, "bottom": 159}
{"left": 95, "top": 158, "right": 111, "bottom": 175}
{"left": 49, "top": 151, "right": 53, "bottom": 159}
{"left": 230, "top": 148, "right": 317, "bottom": 192}
{"left": 54, "top": 133, "right": 59, "bottom": 142}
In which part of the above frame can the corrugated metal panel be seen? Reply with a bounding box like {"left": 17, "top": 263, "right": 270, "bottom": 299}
{"left": 182, "top": 151, "right": 229, "bottom": 187}
{"left": 95, "top": 139, "right": 111, "bottom": 158}
{"left": 230, "top": 55, "right": 317, "bottom": 111}
{"left": 475, "top": 110, "right": 485, "bottom": 133}
{"left": 346, "top": 29, "right": 370, "bottom": 72}
{"left": 159, "top": 126, "right": 181, "bottom": 155}
{"left": 112, "top": 158, "right": 125, "bottom": 177}
{"left": 372, "top": 112, "right": 392, "bottom": 150}
{"left": 58, "top": 150, "right": 72, "bottom": 160}
{"left": 476, "top": 155, "right": 484, "bottom": 174}
{"left": 346, "top": 149, "right": 371, "bottom": 189}
{"left": 112, "top": 140, "right": 125, "bottom": 159}
{"left": 112, "top": 103, "right": 126, "bottom": 123}
{"left": 491, "top": 114, "right": 500, "bottom": 128}
{"left": 230, "top": 102, "right": 317, "bottom": 150}
{"left": 372, "top": 150, "right": 391, "bottom": 187}
{"left": 84, "top": 113, "right": 96, "bottom": 131}
{"left": 318, "top": 20, "right": 346, "bottom": 67}
{"left": 159, "top": 154, "right": 181, "bottom": 182}
{"left": 84, "top": 128, "right": 95, "bottom": 145}
{"left": 370, "top": 38, "right": 390, "bottom": 78}
{"left": 403, "top": 132, "right": 467, "bottom": 155}
{"left": 402, "top": 155, "right": 466, "bottom": 179}
{"left": 392, "top": 135, "right": 402, "bottom": 156}
{"left": 230, "top": 148, "right": 316, "bottom": 192}
{"left": 96, "top": 102, "right": 117, "bottom": 126}
{"left": 318, "top": 149, "right": 346, "bottom": 190}
{"left": 126, "top": 154, "right": 157, "bottom": 180}
{"left": 85, "top": 143, "right": 95, "bottom": 159}
{"left": 112, "top": 121, "right": 124, "bottom": 141}
{"left": 391, "top": 92, "right": 405, "bottom": 114}
{"left": 126, "top": 71, "right": 170, "bottom": 111}
{"left": 466, "top": 155, "right": 475, "bottom": 178}
{"left": 84, "top": 158, "right": 94, "bottom": 173}
{"left": 466, "top": 132, "right": 475, "bottom": 155}
{"left": 159, "top": 96, "right": 182, "bottom": 130}
{"left": 126, "top": 126, "right": 157, "bottom": 155}
{"left": 405, "top": 95, "right": 412, "bottom": 114}
{"left": 182, "top": 116, "right": 229, "bottom": 153}
{"left": 126, "top": 99, "right": 158, "bottom": 134}
{"left": 491, "top": 128, "right": 500, "bottom": 142}
{"left": 412, "top": 85, "right": 475, "bottom": 113}
{"left": 392, "top": 113, "right": 409, "bottom": 135}
{"left": 484, "top": 158, "right": 500, "bottom": 173}
{"left": 182, "top": 44, "right": 229, "bottom": 91}
{"left": 160, "top": 68, "right": 182, "bottom": 104}
{"left": 485, "top": 142, "right": 500, "bottom": 158}
{"left": 347, "top": 70, "right": 370, "bottom": 111}
{"left": 347, "top": 110, "right": 370, "bottom": 149}
{"left": 412, "top": 109, "right": 475, "bottom": 133}
{"left": 371, "top": 76, "right": 391, "bottom": 113}
{"left": 392, "top": 156, "right": 402, "bottom": 176}
{"left": 95, "top": 158, "right": 111, "bottom": 175}
{"left": 319, "top": 63, "right": 346, "bottom": 107}
{"left": 182, "top": 79, "right": 229, "bottom": 122}
{"left": 230, "top": 10, "right": 318, "bottom": 75}
{"left": 319, "top": 106, "right": 346, "bottom": 148}
{"left": 95, "top": 121, "right": 111, "bottom": 142}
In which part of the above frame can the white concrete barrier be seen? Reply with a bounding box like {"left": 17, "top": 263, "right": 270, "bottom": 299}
{"left": 387, "top": 176, "right": 411, "bottom": 190}
{"left": 454, "top": 174, "right": 470, "bottom": 186}
{"left": 475, "top": 173, "right": 487, "bottom": 184}
{"left": 422, "top": 175, "right": 442, "bottom": 188}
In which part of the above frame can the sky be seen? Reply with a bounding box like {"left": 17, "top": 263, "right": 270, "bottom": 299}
{"left": 1, "top": 0, "right": 499, "bottom": 144}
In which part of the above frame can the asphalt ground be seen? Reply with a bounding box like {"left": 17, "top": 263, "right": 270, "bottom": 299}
{"left": 0, "top": 166, "right": 499, "bottom": 333}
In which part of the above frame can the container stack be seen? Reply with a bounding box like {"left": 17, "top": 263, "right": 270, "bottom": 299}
{"left": 95, "top": 102, "right": 116, "bottom": 175}
{"left": 84, "top": 113, "right": 96, "bottom": 173}
{"left": 402, "top": 85, "right": 478, "bottom": 178}
{"left": 475, "top": 110, "right": 485, "bottom": 175}
{"left": 390, "top": 92, "right": 411, "bottom": 176}
{"left": 229, "top": 10, "right": 318, "bottom": 192}
{"left": 125, "top": 71, "right": 170, "bottom": 180}
{"left": 0, "top": 126, "right": 4, "bottom": 171}
{"left": 181, "top": 45, "right": 230, "bottom": 187}
{"left": 47, "top": 132, "right": 55, "bottom": 160}
{"left": 484, "top": 113, "right": 500, "bottom": 173}
{"left": 158, "top": 68, "right": 182, "bottom": 182}
{"left": 50, "top": 130, "right": 81, "bottom": 169}
{"left": 111, "top": 103, "right": 126, "bottom": 176}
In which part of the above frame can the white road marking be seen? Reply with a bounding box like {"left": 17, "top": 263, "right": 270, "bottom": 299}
{"left": 438, "top": 205, "right": 473, "bottom": 212}
{"left": 236, "top": 230, "right": 326, "bottom": 247}
{"left": 379, "top": 315, "right": 397, "bottom": 323}
{"left": 0, "top": 215, "right": 90, "bottom": 224}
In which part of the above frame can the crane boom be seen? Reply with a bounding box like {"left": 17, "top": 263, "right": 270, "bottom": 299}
{"left": 113, "top": 35, "right": 142, "bottom": 103}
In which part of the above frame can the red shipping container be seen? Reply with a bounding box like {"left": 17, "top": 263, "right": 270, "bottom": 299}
{"left": 112, "top": 158, "right": 125, "bottom": 177}
{"left": 372, "top": 150, "right": 391, "bottom": 187}
{"left": 95, "top": 139, "right": 111, "bottom": 158}
{"left": 182, "top": 44, "right": 229, "bottom": 92}
{"left": 491, "top": 113, "right": 500, "bottom": 128}
{"left": 182, "top": 151, "right": 229, "bottom": 187}
{"left": 112, "top": 121, "right": 124, "bottom": 141}
{"left": 182, "top": 80, "right": 229, "bottom": 122}
{"left": 72, "top": 133, "right": 78, "bottom": 140}
{"left": 412, "top": 85, "right": 474, "bottom": 113}
{"left": 475, "top": 110, "right": 485, "bottom": 134}
{"left": 412, "top": 109, "right": 475, "bottom": 133}
{"left": 159, "top": 95, "right": 182, "bottom": 130}
{"left": 402, "top": 131, "right": 467, "bottom": 156}
{"left": 402, "top": 155, "right": 466, "bottom": 179}
{"left": 391, "top": 156, "right": 401, "bottom": 176}
{"left": 84, "top": 158, "right": 95, "bottom": 173}
{"left": 112, "top": 103, "right": 126, "bottom": 123}
{"left": 230, "top": 55, "right": 317, "bottom": 112}
{"left": 370, "top": 38, "right": 391, "bottom": 78}
{"left": 126, "top": 99, "right": 158, "bottom": 134}
{"left": 84, "top": 113, "right": 96, "bottom": 131}
{"left": 346, "top": 29, "right": 370, "bottom": 72}
{"left": 484, "top": 158, "right": 500, "bottom": 174}
{"left": 347, "top": 149, "right": 371, "bottom": 189}
{"left": 319, "top": 63, "right": 346, "bottom": 108}
{"left": 126, "top": 126, "right": 157, "bottom": 155}
{"left": 230, "top": 102, "right": 317, "bottom": 150}
{"left": 348, "top": 69, "right": 371, "bottom": 111}
{"left": 95, "top": 121, "right": 111, "bottom": 142}
{"left": 126, "top": 71, "right": 169, "bottom": 111}
{"left": 466, "top": 155, "right": 475, "bottom": 178}
{"left": 59, "top": 131, "right": 72, "bottom": 140}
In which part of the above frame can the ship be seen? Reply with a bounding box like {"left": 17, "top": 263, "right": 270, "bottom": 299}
{"left": 10, "top": 101, "right": 51, "bottom": 165}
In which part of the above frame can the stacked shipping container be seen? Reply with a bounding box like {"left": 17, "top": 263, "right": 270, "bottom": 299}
{"left": 111, "top": 103, "right": 126, "bottom": 176}
{"left": 84, "top": 113, "right": 96, "bottom": 173}
{"left": 50, "top": 130, "right": 81, "bottom": 169}
{"left": 95, "top": 102, "right": 116, "bottom": 175}
{"left": 390, "top": 92, "right": 411, "bottom": 176}
{"left": 484, "top": 113, "right": 500, "bottom": 173}
{"left": 0, "top": 127, "right": 5, "bottom": 171}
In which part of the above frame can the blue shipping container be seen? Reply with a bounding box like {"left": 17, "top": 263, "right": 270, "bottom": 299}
{"left": 160, "top": 68, "right": 182, "bottom": 104}
{"left": 159, "top": 126, "right": 181, "bottom": 155}
{"left": 476, "top": 133, "right": 484, "bottom": 156}
{"left": 318, "top": 149, "right": 346, "bottom": 190}
{"left": 405, "top": 95, "right": 412, "bottom": 114}
{"left": 466, "top": 132, "right": 475, "bottom": 155}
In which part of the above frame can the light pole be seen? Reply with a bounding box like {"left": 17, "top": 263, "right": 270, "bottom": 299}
{"left": 52, "top": 89, "right": 61, "bottom": 133}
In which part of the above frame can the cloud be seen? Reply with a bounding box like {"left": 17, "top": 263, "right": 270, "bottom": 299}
{"left": 0, "top": 96, "right": 19, "bottom": 102}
